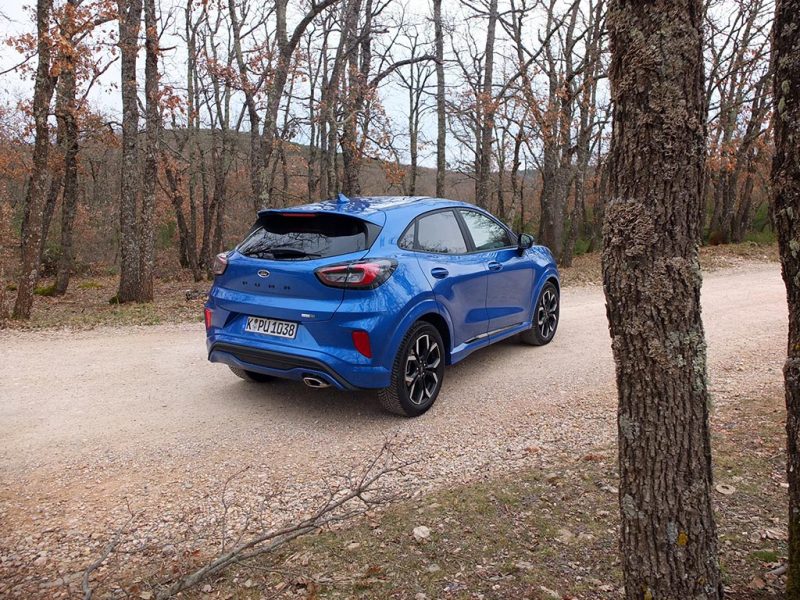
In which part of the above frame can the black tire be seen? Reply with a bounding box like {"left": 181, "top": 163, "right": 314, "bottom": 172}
{"left": 521, "top": 281, "right": 559, "bottom": 346}
{"left": 379, "top": 321, "right": 445, "bottom": 417}
{"left": 229, "top": 366, "right": 275, "bottom": 383}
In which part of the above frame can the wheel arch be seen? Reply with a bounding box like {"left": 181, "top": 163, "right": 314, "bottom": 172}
{"left": 529, "top": 269, "right": 560, "bottom": 322}
{"left": 417, "top": 312, "right": 453, "bottom": 365}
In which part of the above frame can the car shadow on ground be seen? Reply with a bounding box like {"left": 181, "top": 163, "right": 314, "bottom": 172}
{"left": 214, "top": 334, "right": 540, "bottom": 423}
{"left": 219, "top": 374, "right": 390, "bottom": 419}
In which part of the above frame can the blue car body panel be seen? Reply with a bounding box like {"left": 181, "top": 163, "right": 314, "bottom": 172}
{"left": 205, "top": 196, "right": 559, "bottom": 390}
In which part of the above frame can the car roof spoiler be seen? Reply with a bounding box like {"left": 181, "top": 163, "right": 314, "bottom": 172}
{"left": 258, "top": 195, "right": 386, "bottom": 226}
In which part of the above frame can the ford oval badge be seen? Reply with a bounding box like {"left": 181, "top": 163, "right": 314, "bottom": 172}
{"left": 257, "top": 269, "right": 270, "bottom": 278}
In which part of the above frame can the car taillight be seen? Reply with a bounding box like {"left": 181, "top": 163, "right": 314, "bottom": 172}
{"left": 212, "top": 253, "right": 228, "bottom": 276}
{"left": 352, "top": 330, "right": 372, "bottom": 358}
{"left": 204, "top": 307, "right": 213, "bottom": 330}
{"left": 315, "top": 259, "right": 397, "bottom": 289}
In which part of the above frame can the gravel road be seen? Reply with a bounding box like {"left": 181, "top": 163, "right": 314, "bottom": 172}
{"left": 0, "top": 262, "right": 788, "bottom": 596}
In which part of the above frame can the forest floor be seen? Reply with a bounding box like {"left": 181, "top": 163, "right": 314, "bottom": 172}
{"left": 0, "top": 248, "right": 787, "bottom": 599}
{"left": 0, "top": 241, "right": 780, "bottom": 330}
{"left": 194, "top": 389, "right": 787, "bottom": 600}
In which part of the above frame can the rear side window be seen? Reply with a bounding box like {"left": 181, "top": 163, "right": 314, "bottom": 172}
{"left": 410, "top": 210, "right": 468, "bottom": 254}
{"left": 460, "top": 210, "right": 513, "bottom": 250}
{"left": 238, "top": 213, "right": 377, "bottom": 260}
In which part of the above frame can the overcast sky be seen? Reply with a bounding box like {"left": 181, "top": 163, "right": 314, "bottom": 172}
{"left": 0, "top": 0, "right": 487, "bottom": 169}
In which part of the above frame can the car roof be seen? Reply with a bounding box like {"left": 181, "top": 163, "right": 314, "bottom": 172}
{"left": 259, "top": 195, "right": 475, "bottom": 225}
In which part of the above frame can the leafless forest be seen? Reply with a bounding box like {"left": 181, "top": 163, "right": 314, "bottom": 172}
{"left": 0, "top": 0, "right": 774, "bottom": 316}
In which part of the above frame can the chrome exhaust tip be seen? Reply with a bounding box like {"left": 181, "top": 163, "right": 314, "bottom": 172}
{"left": 303, "top": 376, "right": 330, "bottom": 389}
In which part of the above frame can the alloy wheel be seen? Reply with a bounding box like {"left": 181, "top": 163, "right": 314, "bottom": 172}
{"left": 537, "top": 288, "right": 559, "bottom": 340}
{"left": 404, "top": 333, "right": 441, "bottom": 405}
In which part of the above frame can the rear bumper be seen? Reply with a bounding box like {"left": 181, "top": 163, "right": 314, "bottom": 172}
{"left": 206, "top": 334, "right": 391, "bottom": 389}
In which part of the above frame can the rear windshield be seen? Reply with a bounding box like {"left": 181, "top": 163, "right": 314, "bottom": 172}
{"left": 237, "top": 212, "right": 379, "bottom": 260}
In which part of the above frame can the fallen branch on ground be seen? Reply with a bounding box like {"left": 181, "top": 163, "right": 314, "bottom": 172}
{"left": 80, "top": 440, "right": 410, "bottom": 599}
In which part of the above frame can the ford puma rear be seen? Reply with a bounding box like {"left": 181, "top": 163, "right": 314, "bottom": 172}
{"left": 205, "top": 195, "right": 560, "bottom": 416}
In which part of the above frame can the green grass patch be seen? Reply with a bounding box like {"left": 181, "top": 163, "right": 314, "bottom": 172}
{"left": 77, "top": 280, "right": 104, "bottom": 290}
{"left": 5, "top": 282, "right": 16, "bottom": 291}
{"left": 573, "top": 236, "right": 593, "bottom": 256}
{"left": 752, "top": 549, "right": 780, "bottom": 563}
{"left": 743, "top": 229, "right": 777, "bottom": 245}
{"left": 34, "top": 284, "right": 57, "bottom": 297}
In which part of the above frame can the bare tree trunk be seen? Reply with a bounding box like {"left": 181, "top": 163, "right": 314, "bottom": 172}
{"left": 589, "top": 148, "right": 608, "bottom": 253}
{"left": 771, "top": 1, "right": 800, "bottom": 595}
{"left": 163, "top": 155, "right": 201, "bottom": 281}
{"left": 731, "top": 150, "right": 757, "bottom": 242}
{"left": 603, "top": 0, "right": 722, "bottom": 598}
{"left": 198, "top": 145, "right": 212, "bottom": 271}
{"left": 339, "top": 0, "right": 366, "bottom": 197}
{"left": 116, "top": 0, "right": 143, "bottom": 303}
{"left": 536, "top": 2, "right": 565, "bottom": 257}
{"left": 184, "top": 1, "right": 201, "bottom": 269}
{"left": 324, "top": 104, "right": 339, "bottom": 197}
{"left": 475, "top": 0, "right": 498, "bottom": 209}
{"left": 55, "top": 44, "right": 79, "bottom": 295}
{"left": 227, "top": 0, "right": 262, "bottom": 206}
{"left": 509, "top": 127, "right": 523, "bottom": 227}
{"left": 405, "top": 61, "right": 418, "bottom": 196}
{"left": 705, "top": 0, "right": 769, "bottom": 243}
{"left": 14, "top": 0, "right": 56, "bottom": 319}
{"left": 321, "top": 0, "right": 355, "bottom": 198}
{"left": 39, "top": 173, "right": 62, "bottom": 264}
{"left": 258, "top": 0, "right": 343, "bottom": 207}
{"left": 306, "top": 26, "right": 325, "bottom": 201}
{"left": 397, "top": 34, "right": 433, "bottom": 197}
{"left": 433, "top": 0, "right": 446, "bottom": 197}
{"left": 137, "top": 0, "right": 159, "bottom": 302}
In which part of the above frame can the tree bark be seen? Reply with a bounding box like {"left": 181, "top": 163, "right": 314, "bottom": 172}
{"left": 39, "top": 171, "right": 62, "bottom": 266}
{"left": 771, "top": 0, "right": 800, "bottom": 595}
{"left": 603, "top": 1, "right": 722, "bottom": 598}
{"left": 137, "top": 0, "right": 159, "bottom": 302}
{"left": 163, "top": 153, "right": 201, "bottom": 281}
{"left": 258, "top": 0, "right": 343, "bottom": 207}
{"left": 14, "top": 0, "right": 57, "bottom": 319}
{"left": 475, "top": 0, "right": 498, "bottom": 209}
{"left": 536, "top": 0, "right": 569, "bottom": 260}
{"left": 227, "top": 0, "right": 262, "bottom": 206}
{"left": 433, "top": 0, "right": 446, "bottom": 197}
{"left": 339, "top": 0, "right": 366, "bottom": 197}
{"left": 54, "top": 44, "right": 79, "bottom": 296}
{"left": 116, "top": 0, "right": 143, "bottom": 303}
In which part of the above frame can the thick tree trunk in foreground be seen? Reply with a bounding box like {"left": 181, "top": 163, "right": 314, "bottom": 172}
{"left": 771, "top": 0, "right": 800, "bottom": 595}
{"left": 116, "top": 0, "right": 143, "bottom": 303}
{"left": 603, "top": 1, "right": 722, "bottom": 599}
{"left": 14, "top": 0, "right": 56, "bottom": 319}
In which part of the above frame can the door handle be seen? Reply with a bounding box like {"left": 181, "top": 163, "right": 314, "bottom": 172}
{"left": 431, "top": 267, "right": 449, "bottom": 279}
{"left": 487, "top": 261, "right": 502, "bottom": 271}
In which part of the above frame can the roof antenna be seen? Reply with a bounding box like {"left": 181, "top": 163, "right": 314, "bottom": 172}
{"left": 336, "top": 192, "right": 350, "bottom": 205}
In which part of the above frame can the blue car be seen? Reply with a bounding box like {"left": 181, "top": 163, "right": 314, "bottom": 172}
{"left": 205, "top": 195, "right": 560, "bottom": 416}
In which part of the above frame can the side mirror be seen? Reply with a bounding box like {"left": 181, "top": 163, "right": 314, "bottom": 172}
{"left": 517, "top": 233, "right": 535, "bottom": 254}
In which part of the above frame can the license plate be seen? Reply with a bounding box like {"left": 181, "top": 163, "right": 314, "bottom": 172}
{"left": 245, "top": 316, "right": 298, "bottom": 339}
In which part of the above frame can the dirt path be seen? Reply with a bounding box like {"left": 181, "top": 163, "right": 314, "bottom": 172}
{"left": 0, "top": 262, "right": 788, "bottom": 596}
